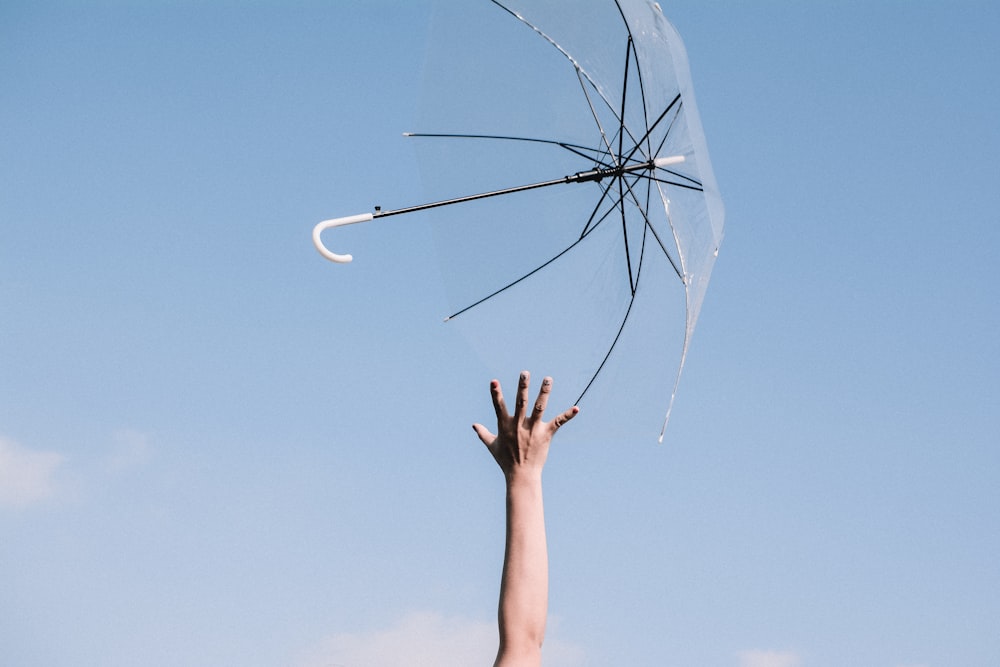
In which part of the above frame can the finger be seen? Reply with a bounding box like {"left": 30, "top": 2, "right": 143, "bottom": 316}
{"left": 490, "top": 379, "right": 507, "bottom": 419}
{"left": 513, "top": 370, "right": 530, "bottom": 422}
{"left": 472, "top": 423, "right": 496, "bottom": 446}
{"left": 550, "top": 405, "right": 580, "bottom": 432}
{"left": 531, "top": 376, "right": 553, "bottom": 421}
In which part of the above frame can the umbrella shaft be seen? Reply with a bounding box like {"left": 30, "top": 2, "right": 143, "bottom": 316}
{"left": 572, "top": 159, "right": 657, "bottom": 183}
{"left": 374, "top": 176, "right": 571, "bottom": 219}
{"left": 373, "top": 160, "right": 657, "bottom": 220}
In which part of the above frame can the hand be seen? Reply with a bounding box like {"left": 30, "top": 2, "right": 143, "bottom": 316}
{"left": 473, "top": 371, "right": 579, "bottom": 480}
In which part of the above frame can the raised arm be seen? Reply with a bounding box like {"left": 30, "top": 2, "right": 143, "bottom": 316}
{"left": 473, "top": 371, "right": 578, "bottom": 667}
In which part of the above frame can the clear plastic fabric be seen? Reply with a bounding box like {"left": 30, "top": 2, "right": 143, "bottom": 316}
{"left": 415, "top": 0, "right": 724, "bottom": 440}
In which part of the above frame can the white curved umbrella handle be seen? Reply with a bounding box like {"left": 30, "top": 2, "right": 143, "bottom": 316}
{"left": 312, "top": 213, "right": 375, "bottom": 263}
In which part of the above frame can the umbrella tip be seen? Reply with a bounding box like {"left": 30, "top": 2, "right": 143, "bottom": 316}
{"left": 654, "top": 155, "right": 685, "bottom": 168}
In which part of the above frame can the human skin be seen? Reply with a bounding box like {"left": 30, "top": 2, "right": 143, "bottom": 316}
{"left": 473, "top": 371, "right": 579, "bottom": 667}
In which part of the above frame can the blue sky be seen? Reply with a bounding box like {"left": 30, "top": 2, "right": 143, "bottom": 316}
{"left": 2, "top": 2, "right": 998, "bottom": 666}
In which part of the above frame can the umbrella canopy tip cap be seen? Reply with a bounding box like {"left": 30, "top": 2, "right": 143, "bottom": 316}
{"left": 654, "top": 155, "right": 686, "bottom": 168}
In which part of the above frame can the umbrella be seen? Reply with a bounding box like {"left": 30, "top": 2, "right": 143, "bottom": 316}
{"left": 314, "top": 0, "right": 724, "bottom": 441}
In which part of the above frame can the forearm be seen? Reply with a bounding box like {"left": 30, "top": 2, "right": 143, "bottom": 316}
{"left": 495, "top": 472, "right": 547, "bottom": 665}
{"left": 475, "top": 372, "right": 576, "bottom": 667}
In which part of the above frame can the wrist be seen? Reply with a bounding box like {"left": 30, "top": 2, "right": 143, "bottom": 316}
{"left": 505, "top": 467, "right": 543, "bottom": 488}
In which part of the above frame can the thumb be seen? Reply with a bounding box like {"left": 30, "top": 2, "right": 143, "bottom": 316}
{"left": 472, "top": 423, "right": 496, "bottom": 446}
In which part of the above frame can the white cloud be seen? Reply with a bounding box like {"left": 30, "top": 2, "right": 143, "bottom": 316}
{"left": 296, "top": 610, "right": 585, "bottom": 667}
{"left": 0, "top": 436, "right": 65, "bottom": 509}
{"left": 737, "top": 649, "right": 802, "bottom": 667}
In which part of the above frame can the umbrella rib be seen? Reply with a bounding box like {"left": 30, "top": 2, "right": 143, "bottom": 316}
{"left": 575, "top": 282, "right": 637, "bottom": 404}
{"left": 581, "top": 178, "right": 624, "bottom": 238}
{"left": 575, "top": 211, "right": 650, "bottom": 405}
{"left": 652, "top": 99, "right": 683, "bottom": 160}
{"left": 618, "top": 92, "right": 681, "bottom": 170}
{"left": 404, "top": 132, "right": 613, "bottom": 167}
{"left": 613, "top": 0, "right": 632, "bottom": 39}
{"left": 576, "top": 69, "right": 618, "bottom": 168}
{"left": 491, "top": 0, "right": 652, "bottom": 164}
{"left": 635, "top": 173, "right": 704, "bottom": 191}
{"left": 575, "top": 165, "right": 662, "bottom": 405}
{"left": 636, "top": 99, "right": 705, "bottom": 193}
{"left": 446, "top": 183, "right": 628, "bottom": 323}
{"left": 633, "top": 34, "right": 653, "bottom": 161}
{"left": 625, "top": 42, "right": 651, "bottom": 159}
{"left": 617, "top": 37, "right": 638, "bottom": 295}
{"left": 619, "top": 171, "right": 684, "bottom": 281}
{"left": 613, "top": 0, "right": 651, "bottom": 159}
{"left": 619, "top": 179, "right": 636, "bottom": 295}
{"left": 443, "top": 237, "right": 585, "bottom": 322}
{"left": 490, "top": 1, "right": 610, "bottom": 114}
{"left": 618, "top": 37, "right": 631, "bottom": 169}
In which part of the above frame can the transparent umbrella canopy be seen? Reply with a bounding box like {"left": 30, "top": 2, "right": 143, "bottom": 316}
{"left": 314, "top": 0, "right": 724, "bottom": 441}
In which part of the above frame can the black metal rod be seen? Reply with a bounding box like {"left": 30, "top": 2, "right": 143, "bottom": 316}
{"left": 372, "top": 160, "right": 659, "bottom": 220}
